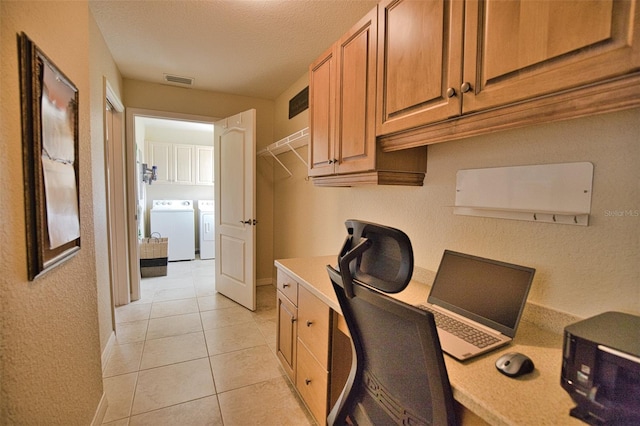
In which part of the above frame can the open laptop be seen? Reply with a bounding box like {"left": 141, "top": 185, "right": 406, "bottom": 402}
{"left": 418, "top": 250, "right": 535, "bottom": 361}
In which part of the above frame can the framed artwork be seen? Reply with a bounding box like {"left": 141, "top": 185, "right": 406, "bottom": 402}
{"left": 18, "top": 33, "right": 81, "bottom": 280}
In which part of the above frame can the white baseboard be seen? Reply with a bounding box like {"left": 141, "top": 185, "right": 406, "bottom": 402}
{"left": 91, "top": 392, "right": 109, "bottom": 426}
{"left": 101, "top": 331, "right": 116, "bottom": 373}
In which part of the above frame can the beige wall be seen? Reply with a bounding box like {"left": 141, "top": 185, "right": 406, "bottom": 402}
{"left": 1, "top": 1, "right": 105, "bottom": 423}
{"left": 123, "top": 79, "right": 275, "bottom": 150}
{"left": 123, "top": 79, "right": 276, "bottom": 283}
{"left": 272, "top": 75, "right": 640, "bottom": 320}
{"left": 274, "top": 73, "right": 310, "bottom": 141}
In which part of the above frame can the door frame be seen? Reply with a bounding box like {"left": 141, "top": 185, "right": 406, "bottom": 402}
{"left": 125, "top": 108, "right": 217, "bottom": 280}
{"left": 104, "top": 80, "right": 128, "bottom": 313}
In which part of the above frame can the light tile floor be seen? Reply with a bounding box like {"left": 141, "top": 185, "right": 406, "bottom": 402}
{"left": 102, "top": 259, "right": 315, "bottom": 425}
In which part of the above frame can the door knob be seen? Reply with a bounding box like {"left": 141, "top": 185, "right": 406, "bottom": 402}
{"left": 446, "top": 87, "right": 456, "bottom": 98}
{"left": 460, "top": 82, "right": 472, "bottom": 93}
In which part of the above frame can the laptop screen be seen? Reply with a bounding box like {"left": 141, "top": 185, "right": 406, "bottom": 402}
{"left": 427, "top": 250, "right": 535, "bottom": 337}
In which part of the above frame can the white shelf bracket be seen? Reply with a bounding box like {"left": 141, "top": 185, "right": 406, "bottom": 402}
{"left": 257, "top": 127, "right": 309, "bottom": 176}
{"left": 266, "top": 149, "right": 293, "bottom": 177}
{"left": 285, "top": 141, "right": 308, "bottom": 168}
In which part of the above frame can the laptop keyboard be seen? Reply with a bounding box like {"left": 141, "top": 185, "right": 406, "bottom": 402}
{"left": 418, "top": 305, "right": 500, "bottom": 348}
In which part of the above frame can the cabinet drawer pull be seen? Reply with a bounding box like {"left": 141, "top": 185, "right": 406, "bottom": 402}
{"left": 305, "top": 378, "right": 312, "bottom": 385}
{"left": 461, "top": 82, "right": 472, "bottom": 93}
{"left": 446, "top": 87, "right": 456, "bottom": 98}
{"left": 306, "top": 320, "right": 313, "bottom": 327}
{"left": 282, "top": 283, "right": 290, "bottom": 288}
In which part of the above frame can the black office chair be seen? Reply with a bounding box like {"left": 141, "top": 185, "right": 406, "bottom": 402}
{"left": 327, "top": 220, "right": 457, "bottom": 426}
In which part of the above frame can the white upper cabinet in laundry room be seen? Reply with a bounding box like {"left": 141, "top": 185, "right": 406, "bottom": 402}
{"left": 195, "top": 145, "right": 214, "bottom": 185}
{"left": 146, "top": 141, "right": 196, "bottom": 185}
{"left": 173, "top": 144, "right": 195, "bottom": 184}
{"left": 147, "top": 141, "right": 172, "bottom": 184}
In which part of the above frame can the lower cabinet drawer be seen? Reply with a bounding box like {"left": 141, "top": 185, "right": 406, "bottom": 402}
{"left": 297, "top": 285, "right": 331, "bottom": 368}
{"left": 277, "top": 268, "right": 299, "bottom": 304}
{"left": 296, "top": 340, "right": 329, "bottom": 425}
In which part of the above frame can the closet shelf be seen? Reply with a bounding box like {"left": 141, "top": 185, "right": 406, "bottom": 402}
{"left": 257, "top": 127, "right": 309, "bottom": 176}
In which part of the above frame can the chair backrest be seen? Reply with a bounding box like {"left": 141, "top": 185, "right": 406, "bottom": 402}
{"left": 328, "top": 220, "right": 457, "bottom": 426}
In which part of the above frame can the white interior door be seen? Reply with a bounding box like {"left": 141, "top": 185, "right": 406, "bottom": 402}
{"left": 214, "top": 109, "right": 256, "bottom": 311}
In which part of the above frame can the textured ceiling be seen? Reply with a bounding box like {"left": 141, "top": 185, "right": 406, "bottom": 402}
{"left": 90, "top": 0, "right": 378, "bottom": 100}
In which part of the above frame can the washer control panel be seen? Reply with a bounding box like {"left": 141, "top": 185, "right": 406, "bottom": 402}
{"left": 152, "top": 200, "right": 193, "bottom": 210}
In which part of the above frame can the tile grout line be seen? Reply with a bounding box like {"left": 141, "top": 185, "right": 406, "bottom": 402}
{"left": 106, "top": 260, "right": 308, "bottom": 424}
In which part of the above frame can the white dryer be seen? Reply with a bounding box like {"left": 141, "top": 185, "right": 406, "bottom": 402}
{"left": 198, "top": 200, "right": 215, "bottom": 259}
{"left": 150, "top": 200, "right": 195, "bottom": 261}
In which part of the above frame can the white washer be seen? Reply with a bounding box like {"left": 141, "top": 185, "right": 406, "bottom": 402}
{"left": 150, "top": 200, "right": 195, "bottom": 261}
{"left": 198, "top": 200, "right": 215, "bottom": 259}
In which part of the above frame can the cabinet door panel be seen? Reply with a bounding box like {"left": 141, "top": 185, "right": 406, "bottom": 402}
{"left": 309, "top": 46, "right": 336, "bottom": 177}
{"left": 277, "top": 291, "right": 297, "bottom": 381}
{"left": 463, "top": 0, "right": 640, "bottom": 113}
{"left": 377, "top": 0, "right": 464, "bottom": 135}
{"left": 147, "top": 141, "right": 171, "bottom": 183}
{"left": 335, "top": 6, "right": 377, "bottom": 174}
{"left": 195, "top": 146, "right": 214, "bottom": 185}
{"left": 173, "top": 144, "right": 194, "bottom": 184}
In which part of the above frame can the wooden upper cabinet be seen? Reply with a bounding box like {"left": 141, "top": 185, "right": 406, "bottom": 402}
{"left": 308, "top": 5, "right": 427, "bottom": 186}
{"left": 462, "top": 0, "right": 640, "bottom": 113}
{"left": 376, "top": 0, "right": 464, "bottom": 135}
{"left": 334, "top": 6, "right": 378, "bottom": 175}
{"left": 308, "top": 45, "right": 336, "bottom": 178}
{"left": 309, "top": 7, "right": 377, "bottom": 177}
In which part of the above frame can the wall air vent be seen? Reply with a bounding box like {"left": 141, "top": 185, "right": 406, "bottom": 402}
{"left": 163, "top": 73, "right": 194, "bottom": 87}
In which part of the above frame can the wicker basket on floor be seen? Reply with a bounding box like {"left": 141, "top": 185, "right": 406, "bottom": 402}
{"left": 139, "top": 235, "right": 168, "bottom": 277}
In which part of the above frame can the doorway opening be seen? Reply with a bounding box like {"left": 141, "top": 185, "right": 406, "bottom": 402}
{"left": 125, "top": 108, "right": 217, "bottom": 302}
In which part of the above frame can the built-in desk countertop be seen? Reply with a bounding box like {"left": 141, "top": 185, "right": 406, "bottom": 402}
{"left": 275, "top": 256, "right": 583, "bottom": 426}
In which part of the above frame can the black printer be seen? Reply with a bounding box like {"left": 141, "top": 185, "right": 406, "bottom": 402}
{"left": 561, "top": 311, "right": 640, "bottom": 425}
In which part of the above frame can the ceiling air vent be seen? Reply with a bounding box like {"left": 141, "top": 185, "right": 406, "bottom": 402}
{"left": 163, "top": 73, "right": 194, "bottom": 87}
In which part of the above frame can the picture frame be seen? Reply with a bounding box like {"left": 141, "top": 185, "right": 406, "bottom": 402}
{"left": 18, "top": 33, "right": 81, "bottom": 280}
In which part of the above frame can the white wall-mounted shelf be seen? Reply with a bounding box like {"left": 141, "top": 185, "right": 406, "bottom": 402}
{"left": 454, "top": 162, "right": 594, "bottom": 226}
{"left": 257, "top": 127, "right": 309, "bottom": 176}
